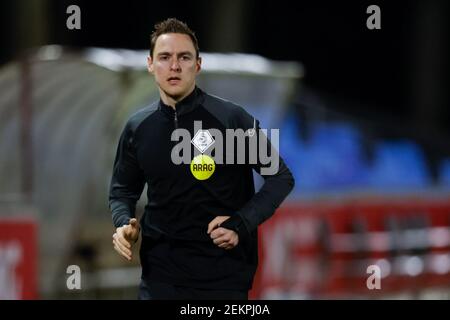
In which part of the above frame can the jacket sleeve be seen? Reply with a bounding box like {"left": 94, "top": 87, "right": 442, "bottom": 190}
{"left": 220, "top": 107, "right": 295, "bottom": 237}
{"left": 108, "top": 121, "right": 146, "bottom": 228}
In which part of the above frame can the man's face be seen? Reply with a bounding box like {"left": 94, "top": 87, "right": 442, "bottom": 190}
{"left": 147, "top": 33, "right": 201, "bottom": 101}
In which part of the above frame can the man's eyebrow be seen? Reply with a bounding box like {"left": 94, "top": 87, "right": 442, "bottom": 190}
{"left": 156, "top": 51, "right": 194, "bottom": 57}
{"left": 177, "top": 51, "right": 194, "bottom": 57}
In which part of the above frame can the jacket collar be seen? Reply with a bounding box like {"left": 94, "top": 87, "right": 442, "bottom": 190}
{"left": 159, "top": 86, "right": 204, "bottom": 117}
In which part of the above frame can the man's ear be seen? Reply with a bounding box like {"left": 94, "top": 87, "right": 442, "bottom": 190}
{"left": 147, "top": 55, "right": 154, "bottom": 73}
{"left": 196, "top": 56, "right": 202, "bottom": 74}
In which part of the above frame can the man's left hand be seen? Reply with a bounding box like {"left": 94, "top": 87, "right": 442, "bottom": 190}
{"left": 207, "top": 216, "right": 239, "bottom": 250}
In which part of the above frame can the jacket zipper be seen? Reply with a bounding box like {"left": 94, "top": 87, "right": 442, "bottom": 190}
{"left": 174, "top": 110, "right": 178, "bottom": 129}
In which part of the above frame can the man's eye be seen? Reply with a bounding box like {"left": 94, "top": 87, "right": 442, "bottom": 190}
{"left": 160, "top": 56, "right": 169, "bottom": 60}
{"left": 181, "top": 55, "right": 191, "bottom": 61}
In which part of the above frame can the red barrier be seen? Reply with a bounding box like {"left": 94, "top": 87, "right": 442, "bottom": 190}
{"left": 0, "top": 218, "right": 38, "bottom": 299}
{"left": 249, "top": 199, "right": 450, "bottom": 299}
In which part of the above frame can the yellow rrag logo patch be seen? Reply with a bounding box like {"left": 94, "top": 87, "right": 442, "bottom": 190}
{"left": 190, "top": 154, "right": 215, "bottom": 180}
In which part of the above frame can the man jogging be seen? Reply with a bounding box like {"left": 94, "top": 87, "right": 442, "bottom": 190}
{"left": 109, "top": 18, "right": 295, "bottom": 299}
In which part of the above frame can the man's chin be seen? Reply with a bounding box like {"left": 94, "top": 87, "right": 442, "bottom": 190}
{"left": 162, "top": 87, "right": 187, "bottom": 100}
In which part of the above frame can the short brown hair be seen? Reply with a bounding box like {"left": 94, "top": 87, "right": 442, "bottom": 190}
{"left": 150, "top": 18, "right": 200, "bottom": 58}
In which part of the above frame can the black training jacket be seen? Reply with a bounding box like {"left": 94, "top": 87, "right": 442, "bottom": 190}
{"left": 109, "top": 86, "right": 294, "bottom": 290}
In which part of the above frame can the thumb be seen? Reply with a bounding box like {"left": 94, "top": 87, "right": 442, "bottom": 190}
{"left": 123, "top": 219, "right": 138, "bottom": 239}
{"left": 129, "top": 218, "right": 138, "bottom": 228}
{"left": 207, "top": 217, "right": 220, "bottom": 234}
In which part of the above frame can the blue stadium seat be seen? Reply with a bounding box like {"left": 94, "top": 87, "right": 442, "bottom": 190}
{"left": 279, "top": 118, "right": 433, "bottom": 193}
{"left": 367, "top": 140, "right": 431, "bottom": 189}
{"left": 438, "top": 159, "right": 450, "bottom": 187}
{"left": 280, "top": 119, "right": 368, "bottom": 193}
{"left": 304, "top": 123, "right": 367, "bottom": 189}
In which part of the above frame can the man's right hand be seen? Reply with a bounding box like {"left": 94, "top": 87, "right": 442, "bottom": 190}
{"left": 112, "top": 218, "right": 140, "bottom": 261}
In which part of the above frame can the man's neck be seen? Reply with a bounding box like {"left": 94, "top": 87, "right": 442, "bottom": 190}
{"left": 159, "top": 86, "right": 195, "bottom": 110}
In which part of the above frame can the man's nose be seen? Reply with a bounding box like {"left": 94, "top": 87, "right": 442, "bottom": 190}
{"left": 170, "top": 59, "right": 181, "bottom": 72}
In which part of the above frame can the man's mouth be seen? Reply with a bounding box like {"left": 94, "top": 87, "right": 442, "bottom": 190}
{"left": 167, "top": 77, "right": 181, "bottom": 84}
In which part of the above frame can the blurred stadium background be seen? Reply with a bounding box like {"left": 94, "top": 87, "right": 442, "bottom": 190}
{"left": 0, "top": 0, "right": 449, "bottom": 299}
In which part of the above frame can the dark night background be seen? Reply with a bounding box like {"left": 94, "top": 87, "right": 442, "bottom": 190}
{"left": 1, "top": 0, "right": 449, "bottom": 159}
{"left": 1, "top": 0, "right": 450, "bottom": 300}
